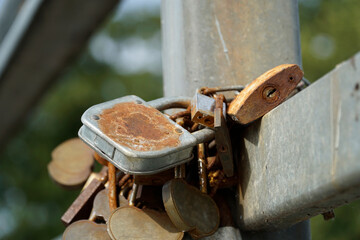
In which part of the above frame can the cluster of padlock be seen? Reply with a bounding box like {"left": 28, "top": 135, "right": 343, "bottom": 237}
{"left": 48, "top": 64, "right": 304, "bottom": 239}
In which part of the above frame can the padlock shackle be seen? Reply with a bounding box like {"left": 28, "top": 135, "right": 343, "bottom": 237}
{"left": 192, "top": 128, "right": 215, "bottom": 144}
{"left": 147, "top": 96, "right": 191, "bottom": 111}
{"left": 147, "top": 96, "right": 215, "bottom": 143}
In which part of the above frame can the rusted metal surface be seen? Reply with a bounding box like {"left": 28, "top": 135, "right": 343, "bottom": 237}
{"left": 191, "top": 93, "right": 216, "bottom": 128}
{"left": 170, "top": 108, "right": 191, "bottom": 121}
{"left": 190, "top": 123, "right": 199, "bottom": 132}
{"left": 98, "top": 102, "right": 181, "bottom": 152}
{"left": 198, "top": 143, "right": 207, "bottom": 193}
{"left": 200, "top": 85, "right": 245, "bottom": 95}
{"left": 108, "top": 162, "right": 117, "bottom": 211}
{"left": 94, "top": 152, "right": 108, "bottom": 166}
{"left": 147, "top": 97, "right": 191, "bottom": 111}
{"left": 206, "top": 156, "right": 218, "bottom": 170}
{"left": 80, "top": 95, "right": 214, "bottom": 174}
{"left": 209, "top": 170, "right": 225, "bottom": 197}
{"left": 119, "top": 174, "right": 131, "bottom": 187}
{"left": 214, "top": 94, "right": 234, "bottom": 177}
{"left": 322, "top": 210, "right": 335, "bottom": 221}
{"left": 228, "top": 64, "right": 304, "bottom": 125}
{"left": 82, "top": 167, "right": 108, "bottom": 190}
{"left": 61, "top": 168, "right": 107, "bottom": 225}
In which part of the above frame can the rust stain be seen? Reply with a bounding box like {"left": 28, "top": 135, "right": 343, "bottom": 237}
{"left": 108, "top": 162, "right": 117, "bottom": 211}
{"left": 98, "top": 102, "right": 181, "bottom": 152}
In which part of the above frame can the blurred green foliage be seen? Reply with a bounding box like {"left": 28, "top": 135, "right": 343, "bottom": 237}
{"left": 0, "top": 2, "right": 162, "bottom": 239}
{"left": 299, "top": 0, "right": 360, "bottom": 239}
{"left": 0, "top": 0, "right": 359, "bottom": 239}
{"left": 300, "top": 0, "right": 360, "bottom": 81}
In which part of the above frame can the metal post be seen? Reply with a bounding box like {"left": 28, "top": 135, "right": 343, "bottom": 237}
{"left": 0, "top": 0, "right": 23, "bottom": 43}
{"left": 161, "top": 0, "right": 310, "bottom": 239}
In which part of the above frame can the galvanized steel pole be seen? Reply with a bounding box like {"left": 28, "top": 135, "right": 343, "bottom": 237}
{"left": 0, "top": 0, "right": 23, "bottom": 43}
{"left": 161, "top": 0, "right": 310, "bottom": 239}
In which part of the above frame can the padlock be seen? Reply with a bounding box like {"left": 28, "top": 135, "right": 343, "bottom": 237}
{"left": 107, "top": 206, "right": 184, "bottom": 240}
{"left": 48, "top": 138, "right": 94, "bottom": 190}
{"left": 162, "top": 178, "right": 220, "bottom": 238}
{"left": 162, "top": 165, "right": 220, "bottom": 238}
{"left": 63, "top": 220, "right": 111, "bottom": 240}
{"left": 228, "top": 64, "right": 303, "bottom": 124}
{"left": 88, "top": 189, "right": 111, "bottom": 223}
{"left": 214, "top": 94, "right": 234, "bottom": 177}
{"left": 191, "top": 92, "right": 226, "bottom": 128}
{"left": 78, "top": 95, "right": 214, "bottom": 175}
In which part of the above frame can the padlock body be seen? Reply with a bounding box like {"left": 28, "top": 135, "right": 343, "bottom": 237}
{"left": 79, "top": 95, "right": 198, "bottom": 175}
{"left": 191, "top": 93, "right": 226, "bottom": 128}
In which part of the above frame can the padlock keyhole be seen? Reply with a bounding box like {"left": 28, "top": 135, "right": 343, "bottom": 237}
{"left": 267, "top": 88, "right": 277, "bottom": 98}
{"left": 262, "top": 86, "right": 280, "bottom": 103}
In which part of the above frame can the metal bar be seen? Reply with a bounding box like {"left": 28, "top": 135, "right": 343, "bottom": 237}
{"left": 0, "top": 0, "right": 42, "bottom": 76}
{"left": 0, "top": 0, "right": 119, "bottom": 148}
{"left": 0, "top": 0, "right": 24, "bottom": 43}
{"left": 238, "top": 52, "right": 360, "bottom": 230}
{"left": 161, "top": 0, "right": 310, "bottom": 239}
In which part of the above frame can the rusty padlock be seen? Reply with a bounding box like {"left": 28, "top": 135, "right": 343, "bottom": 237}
{"left": 78, "top": 95, "right": 214, "bottom": 175}
{"left": 191, "top": 92, "right": 226, "bottom": 128}
{"left": 162, "top": 161, "right": 220, "bottom": 238}
{"left": 228, "top": 64, "right": 303, "bottom": 124}
{"left": 214, "top": 94, "right": 234, "bottom": 177}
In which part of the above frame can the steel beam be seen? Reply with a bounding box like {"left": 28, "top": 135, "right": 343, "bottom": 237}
{"left": 0, "top": 0, "right": 23, "bottom": 43}
{"left": 0, "top": 0, "right": 118, "bottom": 147}
{"left": 238, "top": 52, "right": 360, "bottom": 230}
{"left": 162, "top": 0, "right": 310, "bottom": 239}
